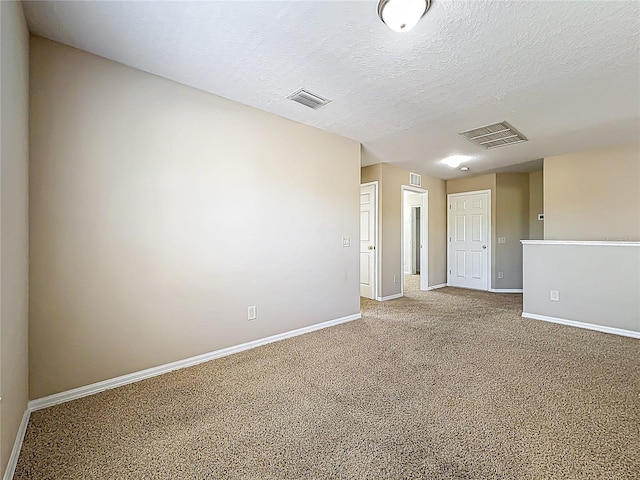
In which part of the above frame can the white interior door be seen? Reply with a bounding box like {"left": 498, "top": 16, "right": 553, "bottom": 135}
{"left": 360, "top": 183, "right": 377, "bottom": 299}
{"left": 448, "top": 191, "right": 490, "bottom": 290}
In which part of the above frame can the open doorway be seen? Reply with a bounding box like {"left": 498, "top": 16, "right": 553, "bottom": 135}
{"left": 402, "top": 187, "right": 428, "bottom": 294}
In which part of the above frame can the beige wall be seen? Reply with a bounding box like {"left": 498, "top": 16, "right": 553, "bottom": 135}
{"left": 495, "top": 173, "right": 529, "bottom": 289}
{"left": 361, "top": 163, "right": 381, "bottom": 185}
{"left": 522, "top": 242, "right": 639, "bottom": 333}
{"left": 447, "top": 173, "right": 530, "bottom": 290}
{"left": 0, "top": 1, "right": 30, "bottom": 475}
{"left": 544, "top": 144, "right": 640, "bottom": 241}
{"left": 446, "top": 173, "right": 496, "bottom": 197}
{"left": 360, "top": 162, "right": 446, "bottom": 297}
{"left": 528, "top": 170, "right": 543, "bottom": 240}
{"left": 30, "top": 38, "right": 361, "bottom": 399}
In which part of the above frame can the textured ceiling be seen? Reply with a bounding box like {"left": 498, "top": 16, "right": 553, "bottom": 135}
{"left": 23, "top": 1, "right": 640, "bottom": 179}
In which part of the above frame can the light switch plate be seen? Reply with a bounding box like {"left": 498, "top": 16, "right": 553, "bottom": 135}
{"left": 498, "top": 237, "right": 506, "bottom": 244}
{"left": 342, "top": 236, "right": 350, "bottom": 247}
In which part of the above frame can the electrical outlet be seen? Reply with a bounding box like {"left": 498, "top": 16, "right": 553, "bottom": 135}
{"left": 393, "top": 274, "right": 398, "bottom": 283}
{"left": 550, "top": 290, "right": 560, "bottom": 302}
{"left": 341, "top": 236, "right": 350, "bottom": 247}
{"left": 498, "top": 272, "right": 504, "bottom": 279}
{"left": 248, "top": 306, "right": 257, "bottom": 320}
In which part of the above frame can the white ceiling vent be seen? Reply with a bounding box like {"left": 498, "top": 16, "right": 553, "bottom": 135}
{"left": 287, "top": 88, "right": 331, "bottom": 110}
{"left": 459, "top": 121, "right": 528, "bottom": 149}
{"left": 409, "top": 172, "right": 422, "bottom": 187}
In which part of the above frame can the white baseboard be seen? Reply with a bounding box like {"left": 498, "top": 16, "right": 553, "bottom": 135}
{"left": 427, "top": 283, "right": 446, "bottom": 290}
{"left": 489, "top": 288, "right": 523, "bottom": 293}
{"left": 29, "top": 312, "right": 361, "bottom": 412}
{"left": 376, "top": 293, "right": 403, "bottom": 301}
{"left": 522, "top": 312, "right": 640, "bottom": 339}
{"left": 3, "top": 409, "right": 30, "bottom": 480}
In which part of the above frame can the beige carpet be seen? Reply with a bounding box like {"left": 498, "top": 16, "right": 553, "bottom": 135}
{"left": 15, "top": 279, "right": 640, "bottom": 479}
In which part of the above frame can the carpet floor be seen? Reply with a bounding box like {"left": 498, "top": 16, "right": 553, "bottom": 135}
{"left": 15, "top": 278, "right": 640, "bottom": 479}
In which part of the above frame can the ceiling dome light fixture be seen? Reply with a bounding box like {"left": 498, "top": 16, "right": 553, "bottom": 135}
{"left": 377, "top": 0, "right": 431, "bottom": 33}
{"left": 441, "top": 155, "right": 469, "bottom": 168}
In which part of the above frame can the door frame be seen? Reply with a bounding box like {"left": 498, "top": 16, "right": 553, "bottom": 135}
{"left": 401, "top": 186, "right": 428, "bottom": 295}
{"left": 410, "top": 205, "right": 420, "bottom": 274}
{"left": 360, "top": 181, "right": 379, "bottom": 300}
{"left": 446, "top": 189, "right": 492, "bottom": 291}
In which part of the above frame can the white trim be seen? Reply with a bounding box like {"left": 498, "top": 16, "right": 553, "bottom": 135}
{"left": 521, "top": 240, "right": 640, "bottom": 247}
{"left": 489, "top": 288, "right": 523, "bottom": 293}
{"left": 447, "top": 189, "right": 492, "bottom": 291}
{"left": 3, "top": 409, "right": 30, "bottom": 480}
{"left": 28, "top": 313, "right": 361, "bottom": 412}
{"left": 410, "top": 204, "right": 420, "bottom": 275}
{"left": 360, "top": 181, "right": 379, "bottom": 300}
{"left": 427, "top": 283, "right": 447, "bottom": 290}
{"left": 377, "top": 293, "right": 403, "bottom": 301}
{"left": 401, "top": 185, "right": 429, "bottom": 295}
{"left": 522, "top": 312, "right": 640, "bottom": 339}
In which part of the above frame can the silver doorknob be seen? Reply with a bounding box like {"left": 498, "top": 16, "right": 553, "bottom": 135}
{"left": 482, "top": 245, "right": 487, "bottom": 249}
{"left": 368, "top": 245, "right": 375, "bottom": 250}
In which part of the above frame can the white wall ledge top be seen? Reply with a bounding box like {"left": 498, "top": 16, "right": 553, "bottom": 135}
{"left": 521, "top": 240, "right": 640, "bottom": 246}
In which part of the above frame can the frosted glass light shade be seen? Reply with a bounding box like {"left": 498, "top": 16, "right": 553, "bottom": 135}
{"left": 441, "top": 155, "right": 470, "bottom": 168}
{"left": 378, "top": 0, "right": 429, "bottom": 33}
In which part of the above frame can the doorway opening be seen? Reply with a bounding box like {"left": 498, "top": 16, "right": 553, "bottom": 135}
{"left": 401, "top": 187, "right": 428, "bottom": 295}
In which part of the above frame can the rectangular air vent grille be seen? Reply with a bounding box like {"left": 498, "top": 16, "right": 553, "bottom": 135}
{"left": 409, "top": 172, "right": 422, "bottom": 187}
{"left": 287, "top": 88, "right": 331, "bottom": 110}
{"left": 459, "top": 121, "right": 528, "bottom": 149}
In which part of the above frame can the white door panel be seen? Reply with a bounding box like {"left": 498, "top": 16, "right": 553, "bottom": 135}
{"left": 360, "top": 211, "right": 370, "bottom": 241}
{"left": 455, "top": 250, "right": 465, "bottom": 277}
{"left": 448, "top": 191, "right": 490, "bottom": 290}
{"left": 360, "top": 253, "right": 371, "bottom": 284}
{"left": 360, "top": 184, "right": 377, "bottom": 299}
{"left": 471, "top": 214, "right": 482, "bottom": 241}
{"left": 471, "top": 251, "right": 482, "bottom": 279}
{"left": 455, "top": 215, "right": 465, "bottom": 241}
